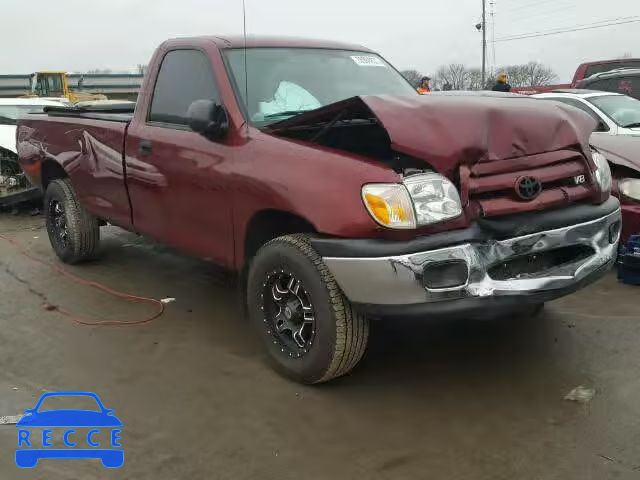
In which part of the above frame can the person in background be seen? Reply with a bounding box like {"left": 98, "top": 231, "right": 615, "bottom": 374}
{"left": 417, "top": 76, "right": 431, "bottom": 94}
{"left": 492, "top": 73, "right": 512, "bottom": 92}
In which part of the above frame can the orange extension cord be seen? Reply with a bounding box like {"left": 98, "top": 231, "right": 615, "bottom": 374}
{"left": 0, "top": 233, "right": 165, "bottom": 327}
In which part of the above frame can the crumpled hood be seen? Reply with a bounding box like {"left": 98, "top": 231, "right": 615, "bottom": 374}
{"left": 268, "top": 94, "right": 596, "bottom": 177}
{"left": 590, "top": 133, "right": 640, "bottom": 172}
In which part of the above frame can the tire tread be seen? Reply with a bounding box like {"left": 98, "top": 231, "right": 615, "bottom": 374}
{"left": 45, "top": 178, "right": 99, "bottom": 263}
{"left": 261, "top": 234, "right": 369, "bottom": 383}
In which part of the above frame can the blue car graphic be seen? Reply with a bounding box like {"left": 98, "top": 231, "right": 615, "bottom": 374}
{"left": 15, "top": 391, "right": 123, "bottom": 468}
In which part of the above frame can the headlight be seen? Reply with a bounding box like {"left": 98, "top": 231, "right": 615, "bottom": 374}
{"left": 619, "top": 178, "right": 640, "bottom": 201}
{"left": 362, "top": 184, "right": 416, "bottom": 229}
{"left": 362, "top": 172, "right": 462, "bottom": 229}
{"left": 403, "top": 172, "right": 462, "bottom": 226}
{"left": 591, "top": 151, "right": 612, "bottom": 195}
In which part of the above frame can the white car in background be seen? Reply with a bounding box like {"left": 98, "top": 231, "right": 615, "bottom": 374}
{"left": 534, "top": 89, "right": 640, "bottom": 242}
{"left": 0, "top": 98, "right": 68, "bottom": 206}
{"left": 533, "top": 89, "right": 640, "bottom": 136}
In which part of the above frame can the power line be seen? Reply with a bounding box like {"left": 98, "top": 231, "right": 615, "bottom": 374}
{"left": 495, "top": 16, "right": 640, "bottom": 42}
{"left": 502, "top": 5, "right": 577, "bottom": 24}
{"left": 498, "top": 0, "right": 569, "bottom": 15}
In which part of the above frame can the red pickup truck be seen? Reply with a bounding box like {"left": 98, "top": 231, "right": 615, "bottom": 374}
{"left": 513, "top": 58, "right": 640, "bottom": 95}
{"left": 17, "top": 36, "right": 621, "bottom": 383}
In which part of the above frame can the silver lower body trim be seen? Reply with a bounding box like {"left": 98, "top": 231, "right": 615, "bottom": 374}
{"left": 323, "top": 209, "right": 621, "bottom": 306}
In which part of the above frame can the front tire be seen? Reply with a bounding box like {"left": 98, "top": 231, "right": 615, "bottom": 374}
{"left": 44, "top": 178, "right": 100, "bottom": 264}
{"left": 247, "top": 234, "right": 369, "bottom": 384}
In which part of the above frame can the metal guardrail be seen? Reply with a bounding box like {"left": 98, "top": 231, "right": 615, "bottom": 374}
{"left": 0, "top": 74, "right": 144, "bottom": 99}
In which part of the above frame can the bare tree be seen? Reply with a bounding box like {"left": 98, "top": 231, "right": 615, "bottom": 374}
{"left": 400, "top": 69, "right": 424, "bottom": 88}
{"left": 434, "top": 64, "right": 469, "bottom": 90}
{"left": 521, "top": 62, "right": 557, "bottom": 86}
{"left": 501, "top": 65, "right": 529, "bottom": 87}
{"left": 137, "top": 64, "right": 147, "bottom": 75}
{"left": 466, "top": 68, "right": 484, "bottom": 90}
{"left": 423, "top": 61, "right": 557, "bottom": 91}
{"left": 496, "top": 62, "right": 557, "bottom": 87}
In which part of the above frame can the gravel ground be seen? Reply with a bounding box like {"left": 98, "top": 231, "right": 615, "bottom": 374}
{"left": 1, "top": 213, "right": 639, "bottom": 479}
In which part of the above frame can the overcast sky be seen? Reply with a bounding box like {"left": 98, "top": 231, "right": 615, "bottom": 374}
{"left": 1, "top": 0, "right": 639, "bottom": 82}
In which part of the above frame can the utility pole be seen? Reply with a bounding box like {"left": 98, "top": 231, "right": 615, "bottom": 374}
{"left": 490, "top": 0, "right": 496, "bottom": 70}
{"left": 481, "top": 0, "right": 487, "bottom": 87}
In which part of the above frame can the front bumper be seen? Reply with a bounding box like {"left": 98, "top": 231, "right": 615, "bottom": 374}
{"left": 321, "top": 208, "right": 621, "bottom": 315}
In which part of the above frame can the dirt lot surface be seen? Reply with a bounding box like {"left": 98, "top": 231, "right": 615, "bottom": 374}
{"left": 1, "top": 213, "right": 639, "bottom": 479}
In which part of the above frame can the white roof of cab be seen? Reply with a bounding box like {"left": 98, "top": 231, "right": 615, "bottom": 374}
{"left": 0, "top": 97, "right": 69, "bottom": 106}
{"left": 533, "top": 90, "right": 624, "bottom": 100}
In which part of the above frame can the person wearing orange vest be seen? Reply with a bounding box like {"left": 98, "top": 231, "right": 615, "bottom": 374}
{"left": 417, "top": 76, "right": 431, "bottom": 94}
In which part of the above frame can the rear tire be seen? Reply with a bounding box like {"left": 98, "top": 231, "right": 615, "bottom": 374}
{"left": 247, "top": 234, "right": 369, "bottom": 384}
{"left": 44, "top": 178, "right": 100, "bottom": 264}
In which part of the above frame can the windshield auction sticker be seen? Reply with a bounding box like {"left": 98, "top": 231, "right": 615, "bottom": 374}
{"left": 350, "top": 55, "right": 386, "bottom": 67}
{"left": 15, "top": 391, "right": 123, "bottom": 469}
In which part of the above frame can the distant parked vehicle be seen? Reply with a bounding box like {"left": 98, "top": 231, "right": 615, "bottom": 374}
{"left": 534, "top": 90, "right": 640, "bottom": 135}
{"left": 575, "top": 68, "right": 640, "bottom": 100}
{"left": 535, "top": 89, "right": 640, "bottom": 241}
{"left": 512, "top": 58, "right": 640, "bottom": 95}
{"left": 0, "top": 98, "right": 68, "bottom": 206}
{"left": 25, "top": 72, "right": 108, "bottom": 104}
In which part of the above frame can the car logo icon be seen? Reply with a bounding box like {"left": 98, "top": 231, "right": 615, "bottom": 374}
{"left": 515, "top": 176, "right": 543, "bottom": 201}
{"left": 15, "top": 391, "right": 123, "bottom": 468}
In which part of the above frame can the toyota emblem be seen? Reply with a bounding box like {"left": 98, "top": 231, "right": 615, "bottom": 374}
{"left": 515, "top": 176, "right": 542, "bottom": 201}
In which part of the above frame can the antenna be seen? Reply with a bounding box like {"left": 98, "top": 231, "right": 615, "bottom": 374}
{"left": 242, "top": 0, "right": 250, "bottom": 136}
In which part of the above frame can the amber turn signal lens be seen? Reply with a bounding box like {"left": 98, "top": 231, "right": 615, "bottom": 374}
{"left": 361, "top": 184, "right": 416, "bottom": 229}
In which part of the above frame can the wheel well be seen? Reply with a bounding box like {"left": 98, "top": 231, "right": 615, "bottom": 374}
{"left": 41, "top": 161, "right": 67, "bottom": 190}
{"left": 0, "top": 147, "right": 19, "bottom": 171}
{"left": 244, "top": 210, "right": 316, "bottom": 263}
{"left": 0, "top": 146, "right": 17, "bottom": 158}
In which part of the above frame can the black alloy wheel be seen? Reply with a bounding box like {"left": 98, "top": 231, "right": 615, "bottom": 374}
{"left": 247, "top": 234, "right": 369, "bottom": 384}
{"left": 261, "top": 270, "right": 316, "bottom": 358}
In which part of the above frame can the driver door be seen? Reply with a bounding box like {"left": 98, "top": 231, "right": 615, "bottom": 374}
{"left": 124, "top": 48, "right": 235, "bottom": 268}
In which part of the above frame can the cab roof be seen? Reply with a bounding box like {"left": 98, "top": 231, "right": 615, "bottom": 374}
{"left": 165, "top": 35, "right": 373, "bottom": 53}
{"left": 534, "top": 89, "right": 623, "bottom": 99}
{"left": 550, "top": 89, "right": 615, "bottom": 95}
{"left": 0, "top": 97, "right": 68, "bottom": 106}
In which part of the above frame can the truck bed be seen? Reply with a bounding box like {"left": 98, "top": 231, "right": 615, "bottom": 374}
{"left": 18, "top": 105, "right": 134, "bottom": 227}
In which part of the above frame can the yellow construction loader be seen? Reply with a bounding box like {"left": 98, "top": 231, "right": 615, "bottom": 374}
{"left": 26, "top": 71, "right": 107, "bottom": 103}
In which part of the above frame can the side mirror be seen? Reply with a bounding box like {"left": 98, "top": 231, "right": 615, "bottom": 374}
{"left": 187, "top": 100, "right": 229, "bottom": 140}
{"left": 596, "top": 121, "right": 609, "bottom": 132}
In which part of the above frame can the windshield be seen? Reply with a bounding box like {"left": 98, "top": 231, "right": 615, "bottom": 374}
{"left": 0, "top": 105, "right": 48, "bottom": 125}
{"left": 589, "top": 95, "right": 640, "bottom": 128}
{"left": 223, "top": 48, "right": 417, "bottom": 125}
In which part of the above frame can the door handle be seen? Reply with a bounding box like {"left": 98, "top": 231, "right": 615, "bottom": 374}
{"left": 139, "top": 140, "right": 153, "bottom": 156}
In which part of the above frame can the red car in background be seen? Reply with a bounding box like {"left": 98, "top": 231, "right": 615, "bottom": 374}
{"left": 513, "top": 58, "right": 640, "bottom": 95}
{"left": 576, "top": 68, "right": 640, "bottom": 101}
